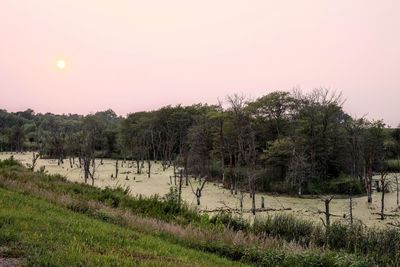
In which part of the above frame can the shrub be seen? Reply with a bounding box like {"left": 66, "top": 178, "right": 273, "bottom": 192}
{"left": 253, "top": 214, "right": 320, "bottom": 246}
{"left": 305, "top": 176, "right": 363, "bottom": 195}
{"left": 386, "top": 159, "right": 400, "bottom": 172}
{"left": 210, "top": 213, "right": 249, "bottom": 232}
{"left": 0, "top": 156, "right": 20, "bottom": 168}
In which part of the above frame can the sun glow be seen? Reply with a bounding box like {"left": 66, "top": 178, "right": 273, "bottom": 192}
{"left": 56, "top": 60, "right": 66, "bottom": 70}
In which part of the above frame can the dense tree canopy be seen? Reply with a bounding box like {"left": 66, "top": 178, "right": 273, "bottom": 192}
{"left": 1, "top": 89, "right": 398, "bottom": 195}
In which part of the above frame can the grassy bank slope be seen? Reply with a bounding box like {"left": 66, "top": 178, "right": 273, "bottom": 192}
{"left": 0, "top": 187, "right": 245, "bottom": 266}
{"left": 0, "top": 158, "right": 376, "bottom": 266}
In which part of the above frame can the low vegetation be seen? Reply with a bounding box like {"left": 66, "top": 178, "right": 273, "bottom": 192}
{"left": 1, "top": 158, "right": 399, "bottom": 266}
{"left": 0, "top": 188, "right": 245, "bottom": 266}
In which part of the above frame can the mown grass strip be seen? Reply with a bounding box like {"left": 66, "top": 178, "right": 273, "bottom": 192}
{"left": 0, "top": 187, "right": 247, "bottom": 266}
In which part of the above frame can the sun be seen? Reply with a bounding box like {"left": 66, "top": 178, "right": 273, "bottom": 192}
{"left": 56, "top": 60, "right": 66, "bottom": 70}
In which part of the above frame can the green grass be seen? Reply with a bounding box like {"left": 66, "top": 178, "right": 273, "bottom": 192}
{"left": 0, "top": 187, "right": 246, "bottom": 266}
{"left": 0, "top": 157, "right": 376, "bottom": 266}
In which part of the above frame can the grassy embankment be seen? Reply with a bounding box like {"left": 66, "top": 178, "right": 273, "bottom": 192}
{"left": 0, "top": 157, "right": 395, "bottom": 266}
{"left": 0, "top": 187, "right": 250, "bottom": 266}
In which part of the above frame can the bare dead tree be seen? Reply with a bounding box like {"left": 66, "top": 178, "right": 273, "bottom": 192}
{"left": 189, "top": 177, "right": 207, "bottom": 206}
{"left": 345, "top": 117, "right": 366, "bottom": 179}
{"left": 349, "top": 189, "right": 354, "bottom": 226}
{"left": 286, "top": 150, "right": 309, "bottom": 196}
{"left": 395, "top": 158, "right": 400, "bottom": 208}
{"left": 90, "top": 159, "right": 98, "bottom": 186}
{"left": 227, "top": 94, "right": 259, "bottom": 215}
{"left": 395, "top": 173, "right": 400, "bottom": 208}
{"left": 147, "top": 159, "right": 151, "bottom": 178}
{"left": 81, "top": 155, "right": 92, "bottom": 184}
{"left": 239, "top": 191, "right": 244, "bottom": 213}
{"left": 185, "top": 164, "right": 189, "bottom": 186}
{"left": 380, "top": 169, "right": 389, "bottom": 220}
{"left": 27, "top": 152, "right": 40, "bottom": 171}
{"left": 319, "top": 196, "right": 335, "bottom": 228}
{"left": 261, "top": 196, "right": 265, "bottom": 209}
{"left": 173, "top": 164, "right": 178, "bottom": 185}
{"left": 217, "top": 99, "right": 226, "bottom": 183}
{"left": 81, "top": 155, "right": 98, "bottom": 186}
{"left": 136, "top": 158, "right": 141, "bottom": 174}
{"left": 178, "top": 169, "right": 183, "bottom": 206}
{"left": 249, "top": 174, "right": 257, "bottom": 215}
{"left": 115, "top": 160, "right": 119, "bottom": 178}
{"left": 365, "top": 158, "right": 374, "bottom": 203}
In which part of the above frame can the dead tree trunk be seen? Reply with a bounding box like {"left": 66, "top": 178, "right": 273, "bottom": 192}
{"left": 190, "top": 178, "right": 207, "bottom": 206}
{"left": 325, "top": 198, "right": 331, "bottom": 227}
{"left": 141, "top": 160, "right": 145, "bottom": 172}
{"left": 184, "top": 159, "right": 189, "bottom": 186}
{"left": 397, "top": 159, "right": 400, "bottom": 207}
{"left": 249, "top": 174, "right": 256, "bottom": 215}
{"left": 178, "top": 169, "right": 183, "bottom": 206}
{"left": 219, "top": 110, "right": 225, "bottom": 183}
{"left": 251, "top": 190, "right": 256, "bottom": 215}
{"left": 115, "top": 160, "right": 119, "bottom": 178}
{"left": 380, "top": 178, "right": 388, "bottom": 220}
{"left": 136, "top": 159, "right": 140, "bottom": 174}
{"left": 82, "top": 157, "right": 91, "bottom": 184}
{"left": 147, "top": 160, "right": 151, "bottom": 178}
{"left": 367, "top": 179, "right": 373, "bottom": 203}
{"left": 174, "top": 170, "right": 177, "bottom": 186}
{"left": 365, "top": 163, "right": 373, "bottom": 203}
{"left": 395, "top": 174, "right": 399, "bottom": 207}
{"left": 29, "top": 152, "right": 40, "bottom": 171}
{"left": 234, "top": 180, "right": 238, "bottom": 195}
{"left": 320, "top": 196, "right": 334, "bottom": 228}
{"left": 240, "top": 192, "right": 244, "bottom": 213}
{"left": 91, "top": 159, "right": 96, "bottom": 186}
{"left": 380, "top": 169, "right": 389, "bottom": 220}
{"left": 349, "top": 191, "right": 353, "bottom": 226}
{"left": 381, "top": 183, "right": 385, "bottom": 220}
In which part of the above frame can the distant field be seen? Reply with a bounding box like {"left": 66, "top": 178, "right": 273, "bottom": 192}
{"left": 1, "top": 152, "right": 400, "bottom": 227}
{"left": 0, "top": 187, "right": 246, "bottom": 266}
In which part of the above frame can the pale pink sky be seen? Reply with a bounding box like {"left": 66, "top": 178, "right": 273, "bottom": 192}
{"left": 0, "top": 1, "right": 399, "bottom": 126}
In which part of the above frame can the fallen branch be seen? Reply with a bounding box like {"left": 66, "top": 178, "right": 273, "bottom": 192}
{"left": 314, "top": 209, "right": 342, "bottom": 218}
{"left": 371, "top": 212, "right": 400, "bottom": 218}
{"left": 200, "top": 207, "right": 291, "bottom": 213}
{"left": 387, "top": 221, "right": 400, "bottom": 227}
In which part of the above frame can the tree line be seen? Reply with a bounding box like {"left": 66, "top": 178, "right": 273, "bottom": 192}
{"left": 1, "top": 88, "right": 399, "bottom": 197}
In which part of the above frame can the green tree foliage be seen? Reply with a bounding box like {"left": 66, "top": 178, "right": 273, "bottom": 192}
{"left": 1, "top": 89, "right": 398, "bottom": 195}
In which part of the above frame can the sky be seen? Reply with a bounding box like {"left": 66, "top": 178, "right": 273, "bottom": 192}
{"left": 0, "top": 1, "right": 399, "bottom": 126}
